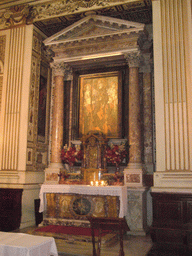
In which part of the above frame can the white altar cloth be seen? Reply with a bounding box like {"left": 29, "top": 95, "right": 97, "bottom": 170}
{"left": 0, "top": 232, "right": 58, "bottom": 256}
{"left": 39, "top": 184, "right": 127, "bottom": 218}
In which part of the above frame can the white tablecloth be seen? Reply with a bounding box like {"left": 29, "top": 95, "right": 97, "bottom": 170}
{"left": 0, "top": 232, "right": 58, "bottom": 256}
{"left": 39, "top": 184, "right": 127, "bottom": 217}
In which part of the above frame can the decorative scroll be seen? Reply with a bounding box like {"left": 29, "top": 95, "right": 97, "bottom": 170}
{"left": 0, "top": 5, "right": 33, "bottom": 29}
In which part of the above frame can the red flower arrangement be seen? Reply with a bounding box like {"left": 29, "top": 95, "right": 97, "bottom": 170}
{"left": 105, "top": 143, "right": 127, "bottom": 167}
{"left": 61, "top": 144, "right": 83, "bottom": 166}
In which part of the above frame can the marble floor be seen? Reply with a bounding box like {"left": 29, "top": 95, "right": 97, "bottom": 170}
{"left": 57, "top": 234, "right": 153, "bottom": 256}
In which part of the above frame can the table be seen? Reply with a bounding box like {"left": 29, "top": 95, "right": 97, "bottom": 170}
{"left": 39, "top": 184, "right": 127, "bottom": 218}
{"left": 0, "top": 232, "right": 58, "bottom": 256}
{"left": 87, "top": 216, "right": 130, "bottom": 256}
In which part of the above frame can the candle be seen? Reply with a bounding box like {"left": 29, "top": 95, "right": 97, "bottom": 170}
{"left": 91, "top": 181, "right": 94, "bottom": 186}
{"left": 95, "top": 181, "right": 98, "bottom": 186}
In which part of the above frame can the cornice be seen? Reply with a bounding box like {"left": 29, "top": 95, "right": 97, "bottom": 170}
{"left": 50, "top": 31, "right": 141, "bottom": 63}
{"left": 0, "top": 1, "right": 47, "bottom": 10}
{"left": 0, "top": 0, "right": 137, "bottom": 30}
{"left": 32, "top": 0, "right": 132, "bottom": 22}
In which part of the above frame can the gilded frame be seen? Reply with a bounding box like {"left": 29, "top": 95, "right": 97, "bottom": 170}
{"left": 79, "top": 71, "right": 122, "bottom": 138}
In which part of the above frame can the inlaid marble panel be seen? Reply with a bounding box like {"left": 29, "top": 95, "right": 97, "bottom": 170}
{"left": 44, "top": 193, "right": 119, "bottom": 223}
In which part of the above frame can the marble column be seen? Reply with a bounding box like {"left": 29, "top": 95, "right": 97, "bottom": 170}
{"left": 51, "top": 63, "right": 65, "bottom": 167}
{"left": 127, "top": 52, "right": 142, "bottom": 166}
{"left": 123, "top": 51, "right": 144, "bottom": 187}
{"left": 44, "top": 62, "right": 67, "bottom": 183}
{"left": 123, "top": 52, "right": 148, "bottom": 235}
{"left": 141, "top": 54, "right": 154, "bottom": 174}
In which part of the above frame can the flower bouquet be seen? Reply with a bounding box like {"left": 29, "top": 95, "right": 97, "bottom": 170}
{"left": 61, "top": 144, "right": 83, "bottom": 167}
{"left": 105, "top": 143, "right": 127, "bottom": 168}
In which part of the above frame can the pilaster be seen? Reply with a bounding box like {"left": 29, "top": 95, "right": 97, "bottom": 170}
{"left": 152, "top": 0, "right": 192, "bottom": 192}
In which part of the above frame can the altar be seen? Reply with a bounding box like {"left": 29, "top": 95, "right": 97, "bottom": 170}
{"left": 39, "top": 184, "right": 127, "bottom": 226}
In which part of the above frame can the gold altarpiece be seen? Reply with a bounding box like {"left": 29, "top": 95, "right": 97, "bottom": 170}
{"left": 79, "top": 71, "right": 122, "bottom": 138}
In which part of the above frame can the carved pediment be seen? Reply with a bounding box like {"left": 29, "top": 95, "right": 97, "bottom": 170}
{"left": 44, "top": 15, "right": 144, "bottom": 45}
{"left": 44, "top": 15, "right": 145, "bottom": 61}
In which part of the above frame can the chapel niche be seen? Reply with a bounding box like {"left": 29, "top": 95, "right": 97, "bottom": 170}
{"left": 44, "top": 14, "right": 153, "bottom": 174}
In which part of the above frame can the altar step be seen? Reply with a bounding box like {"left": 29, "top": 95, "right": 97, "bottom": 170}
{"left": 27, "top": 224, "right": 118, "bottom": 248}
{"left": 15, "top": 225, "right": 153, "bottom": 256}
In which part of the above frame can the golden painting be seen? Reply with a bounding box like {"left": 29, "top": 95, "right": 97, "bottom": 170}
{"left": 79, "top": 71, "right": 122, "bottom": 138}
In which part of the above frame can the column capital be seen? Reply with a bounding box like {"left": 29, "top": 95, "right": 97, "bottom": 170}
{"left": 124, "top": 51, "right": 141, "bottom": 68}
{"left": 51, "top": 62, "right": 72, "bottom": 79}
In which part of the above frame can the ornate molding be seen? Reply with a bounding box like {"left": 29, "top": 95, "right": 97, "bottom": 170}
{"left": 0, "top": 0, "right": 151, "bottom": 33}
{"left": 42, "top": 46, "right": 54, "bottom": 63}
{"left": 32, "top": 0, "right": 129, "bottom": 22}
{"left": 52, "top": 37, "right": 138, "bottom": 62}
{"left": 0, "top": 0, "right": 131, "bottom": 30}
{"left": 0, "top": 5, "right": 34, "bottom": 29}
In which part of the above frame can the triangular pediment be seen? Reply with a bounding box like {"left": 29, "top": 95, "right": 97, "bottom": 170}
{"left": 44, "top": 15, "right": 144, "bottom": 45}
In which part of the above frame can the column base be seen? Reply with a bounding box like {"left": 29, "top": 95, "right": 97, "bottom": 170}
{"left": 124, "top": 163, "right": 144, "bottom": 187}
{"left": 44, "top": 163, "right": 64, "bottom": 184}
{"left": 153, "top": 171, "right": 192, "bottom": 189}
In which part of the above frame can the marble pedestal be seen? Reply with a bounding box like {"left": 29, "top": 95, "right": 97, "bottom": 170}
{"left": 44, "top": 163, "right": 64, "bottom": 184}
{"left": 126, "top": 187, "right": 149, "bottom": 236}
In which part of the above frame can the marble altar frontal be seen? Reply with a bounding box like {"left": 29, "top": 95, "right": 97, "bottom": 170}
{"left": 39, "top": 184, "right": 127, "bottom": 226}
